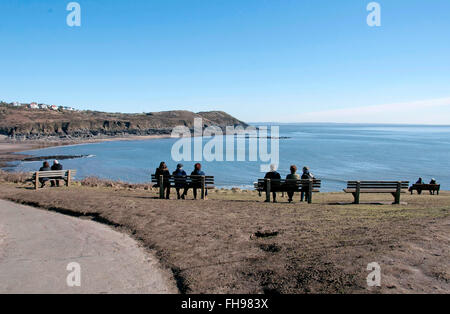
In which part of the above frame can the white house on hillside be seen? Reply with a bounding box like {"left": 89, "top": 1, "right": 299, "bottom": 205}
{"left": 50, "top": 105, "right": 58, "bottom": 111}
{"left": 29, "top": 102, "right": 39, "bottom": 109}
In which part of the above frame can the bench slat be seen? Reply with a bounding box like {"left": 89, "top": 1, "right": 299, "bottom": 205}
{"left": 30, "top": 170, "right": 76, "bottom": 177}
{"left": 347, "top": 181, "right": 409, "bottom": 184}
{"left": 344, "top": 189, "right": 406, "bottom": 193}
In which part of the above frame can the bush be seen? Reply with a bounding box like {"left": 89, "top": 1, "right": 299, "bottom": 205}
{"left": 0, "top": 170, "right": 29, "bottom": 183}
{"left": 80, "top": 176, "right": 153, "bottom": 190}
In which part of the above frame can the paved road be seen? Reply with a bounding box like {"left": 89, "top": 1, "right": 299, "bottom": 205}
{"left": 0, "top": 200, "right": 177, "bottom": 294}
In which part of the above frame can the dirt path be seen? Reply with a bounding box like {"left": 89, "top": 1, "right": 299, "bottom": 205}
{"left": 0, "top": 199, "right": 177, "bottom": 294}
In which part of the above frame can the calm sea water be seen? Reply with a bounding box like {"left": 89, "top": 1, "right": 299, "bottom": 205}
{"left": 6, "top": 124, "right": 450, "bottom": 191}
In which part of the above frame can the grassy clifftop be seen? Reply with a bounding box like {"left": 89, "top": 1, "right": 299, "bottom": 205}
{"left": 0, "top": 105, "right": 248, "bottom": 139}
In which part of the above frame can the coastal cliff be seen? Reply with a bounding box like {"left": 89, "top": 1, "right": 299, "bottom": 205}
{"left": 0, "top": 106, "right": 248, "bottom": 139}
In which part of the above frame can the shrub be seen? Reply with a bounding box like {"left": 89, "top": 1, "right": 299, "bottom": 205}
{"left": 0, "top": 170, "right": 29, "bottom": 183}
{"left": 80, "top": 176, "right": 152, "bottom": 190}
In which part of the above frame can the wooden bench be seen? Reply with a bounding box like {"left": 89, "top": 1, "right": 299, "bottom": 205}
{"left": 254, "top": 179, "right": 321, "bottom": 204}
{"left": 344, "top": 181, "right": 409, "bottom": 204}
{"left": 151, "top": 174, "right": 215, "bottom": 200}
{"left": 29, "top": 170, "right": 77, "bottom": 190}
{"left": 409, "top": 184, "right": 440, "bottom": 195}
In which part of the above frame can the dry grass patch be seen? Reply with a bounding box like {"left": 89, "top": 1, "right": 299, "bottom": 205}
{"left": 0, "top": 181, "right": 448, "bottom": 294}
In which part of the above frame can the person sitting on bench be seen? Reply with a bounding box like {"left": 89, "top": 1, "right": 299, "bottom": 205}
{"left": 301, "top": 166, "right": 314, "bottom": 202}
{"left": 173, "top": 163, "right": 187, "bottom": 199}
{"left": 183, "top": 163, "right": 207, "bottom": 200}
{"left": 264, "top": 164, "right": 281, "bottom": 203}
{"left": 50, "top": 160, "right": 63, "bottom": 187}
{"left": 38, "top": 161, "right": 51, "bottom": 188}
{"left": 429, "top": 178, "right": 438, "bottom": 195}
{"left": 409, "top": 177, "right": 424, "bottom": 194}
{"left": 286, "top": 165, "right": 300, "bottom": 203}
{"left": 155, "top": 162, "right": 171, "bottom": 199}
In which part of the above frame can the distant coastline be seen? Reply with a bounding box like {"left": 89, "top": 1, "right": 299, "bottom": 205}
{"left": 0, "top": 104, "right": 249, "bottom": 168}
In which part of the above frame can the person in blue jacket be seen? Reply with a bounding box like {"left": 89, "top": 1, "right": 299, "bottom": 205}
{"left": 172, "top": 163, "right": 187, "bottom": 199}
{"left": 183, "top": 163, "right": 207, "bottom": 200}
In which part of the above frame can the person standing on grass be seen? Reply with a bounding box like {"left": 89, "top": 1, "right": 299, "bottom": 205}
{"left": 183, "top": 163, "right": 207, "bottom": 200}
{"left": 301, "top": 166, "right": 314, "bottom": 202}
{"left": 155, "top": 162, "right": 171, "bottom": 199}
{"left": 264, "top": 164, "right": 281, "bottom": 203}
{"left": 172, "top": 163, "right": 187, "bottom": 199}
{"left": 38, "top": 161, "right": 51, "bottom": 188}
{"left": 50, "top": 160, "right": 63, "bottom": 187}
{"left": 286, "top": 165, "right": 300, "bottom": 203}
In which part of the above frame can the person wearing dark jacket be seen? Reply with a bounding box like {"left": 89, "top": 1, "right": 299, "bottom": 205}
{"left": 183, "top": 163, "right": 207, "bottom": 200}
{"left": 155, "top": 162, "right": 171, "bottom": 199}
{"left": 429, "top": 178, "right": 438, "bottom": 195}
{"left": 301, "top": 166, "right": 314, "bottom": 202}
{"left": 409, "top": 177, "right": 424, "bottom": 194}
{"left": 286, "top": 165, "right": 300, "bottom": 203}
{"left": 264, "top": 164, "right": 281, "bottom": 203}
{"left": 172, "top": 163, "right": 187, "bottom": 199}
{"left": 39, "top": 161, "right": 51, "bottom": 187}
{"left": 50, "top": 160, "right": 63, "bottom": 187}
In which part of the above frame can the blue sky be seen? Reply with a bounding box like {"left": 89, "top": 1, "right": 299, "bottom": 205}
{"left": 1, "top": 0, "right": 450, "bottom": 123}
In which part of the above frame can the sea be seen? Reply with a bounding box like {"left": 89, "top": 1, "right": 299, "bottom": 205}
{"left": 4, "top": 123, "right": 450, "bottom": 192}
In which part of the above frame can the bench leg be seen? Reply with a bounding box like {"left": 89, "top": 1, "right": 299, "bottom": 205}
{"left": 265, "top": 179, "right": 271, "bottom": 202}
{"left": 35, "top": 172, "right": 39, "bottom": 190}
{"left": 308, "top": 180, "right": 313, "bottom": 204}
{"left": 352, "top": 192, "right": 360, "bottom": 204}
{"left": 159, "top": 176, "right": 164, "bottom": 199}
{"left": 67, "top": 170, "right": 72, "bottom": 187}
{"left": 201, "top": 176, "right": 205, "bottom": 200}
{"left": 394, "top": 182, "right": 401, "bottom": 204}
{"left": 392, "top": 193, "right": 399, "bottom": 204}
{"left": 354, "top": 181, "right": 360, "bottom": 204}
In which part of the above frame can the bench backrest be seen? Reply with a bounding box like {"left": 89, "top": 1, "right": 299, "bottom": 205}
{"left": 347, "top": 181, "right": 409, "bottom": 190}
{"left": 31, "top": 170, "right": 77, "bottom": 179}
{"left": 151, "top": 174, "right": 214, "bottom": 185}
{"left": 256, "top": 179, "right": 321, "bottom": 188}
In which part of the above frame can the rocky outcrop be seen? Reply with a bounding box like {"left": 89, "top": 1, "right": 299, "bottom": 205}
{"left": 0, "top": 107, "right": 248, "bottom": 139}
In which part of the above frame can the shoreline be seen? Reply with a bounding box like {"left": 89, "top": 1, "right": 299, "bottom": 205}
{"left": 0, "top": 134, "right": 172, "bottom": 168}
